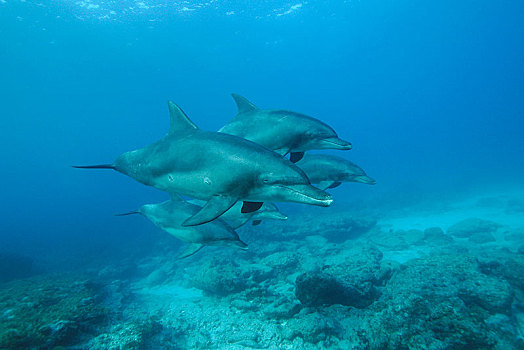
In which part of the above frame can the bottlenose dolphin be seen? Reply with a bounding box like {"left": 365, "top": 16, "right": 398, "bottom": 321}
{"left": 218, "top": 94, "right": 352, "bottom": 163}
{"left": 189, "top": 200, "right": 287, "bottom": 229}
{"left": 295, "top": 154, "right": 376, "bottom": 190}
{"left": 118, "top": 195, "right": 247, "bottom": 258}
{"left": 74, "top": 101, "right": 332, "bottom": 226}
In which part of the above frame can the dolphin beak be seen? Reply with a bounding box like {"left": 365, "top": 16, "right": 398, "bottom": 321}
{"left": 274, "top": 212, "right": 288, "bottom": 220}
{"left": 355, "top": 175, "right": 376, "bottom": 185}
{"left": 283, "top": 184, "right": 333, "bottom": 207}
{"left": 322, "top": 137, "right": 352, "bottom": 150}
{"left": 114, "top": 211, "right": 140, "bottom": 216}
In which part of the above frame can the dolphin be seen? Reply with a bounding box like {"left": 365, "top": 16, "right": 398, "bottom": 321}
{"left": 74, "top": 101, "right": 332, "bottom": 226}
{"left": 117, "top": 195, "right": 247, "bottom": 258}
{"left": 189, "top": 199, "right": 287, "bottom": 229}
{"left": 295, "top": 154, "right": 376, "bottom": 190}
{"left": 218, "top": 94, "right": 352, "bottom": 163}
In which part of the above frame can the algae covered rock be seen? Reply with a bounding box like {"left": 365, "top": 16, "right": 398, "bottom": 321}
{"left": 323, "top": 243, "right": 388, "bottom": 288}
{"left": 504, "top": 227, "right": 524, "bottom": 244}
{"left": 190, "top": 257, "right": 273, "bottom": 296}
{"left": 447, "top": 218, "right": 501, "bottom": 238}
{"left": 282, "top": 310, "right": 342, "bottom": 344}
{"left": 87, "top": 319, "right": 162, "bottom": 350}
{"left": 191, "top": 258, "right": 248, "bottom": 296}
{"left": 367, "top": 254, "right": 516, "bottom": 349}
{"left": 280, "top": 214, "right": 376, "bottom": 243}
{"left": 295, "top": 272, "right": 378, "bottom": 308}
{"left": 402, "top": 229, "right": 425, "bottom": 245}
{"left": 469, "top": 231, "right": 496, "bottom": 244}
{"left": 260, "top": 251, "right": 299, "bottom": 274}
{"left": 0, "top": 276, "right": 106, "bottom": 349}
{"left": 321, "top": 216, "right": 377, "bottom": 243}
{"left": 142, "top": 267, "right": 168, "bottom": 287}
{"left": 367, "top": 229, "right": 410, "bottom": 251}
{"left": 423, "top": 226, "right": 454, "bottom": 245}
{"left": 478, "top": 251, "right": 524, "bottom": 290}
{"left": 96, "top": 260, "right": 138, "bottom": 282}
{"left": 457, "top": 275, "right": 513, "bottom": 314}
{"left": 294, "top": 244, "right": 387, "bottom": 308}
{"left": 261, "top": 294, "right": 301, "bottom": 319}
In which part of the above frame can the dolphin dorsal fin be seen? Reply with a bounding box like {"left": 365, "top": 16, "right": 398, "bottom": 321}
{"left": 231, "top": 94, "right": 258, "bottom": 114}
{"left": 167, "top": 101, "right": 198, "bottom": 134}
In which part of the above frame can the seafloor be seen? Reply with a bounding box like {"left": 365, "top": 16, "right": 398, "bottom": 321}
{"left": 1, "top": 191, "right": 524, "bottom": 349}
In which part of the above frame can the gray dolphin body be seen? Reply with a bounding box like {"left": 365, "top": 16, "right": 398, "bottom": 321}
{"left": 218, "top": 94, "right": 352, "bottom": 162}
{"left": 74, "top": 102, "right": 332, "bottom": 226}
{"left": 189, "top": 200, "right": 287, "bottom": 229}
{"left": 296, "top": 154, "right": 376, "bottom": 190}
{"left": 122, "top": 196, "right": 247, "bottom": 258}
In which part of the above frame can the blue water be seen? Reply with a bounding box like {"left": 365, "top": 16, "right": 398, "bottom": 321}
{"left": 1, "top": 0, "right": 524, "bottom": 289}
{"left": 2, "top": 2, "right": 524, "bottom": 348}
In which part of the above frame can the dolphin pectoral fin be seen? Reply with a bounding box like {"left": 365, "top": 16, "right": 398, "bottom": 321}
{"left": 229, "top": 218, "right": 248, "bottom": 230}
{"left": 178, "top": 244, "right": 204, "bottom": 259}
{"left": 290, "top": 152, "right": 305, "bottom": 163}
{"left": 317, "top": 181, "right": 342, "bottom": 190}
{"left": 274, "top": 148, "right": 290, "bottom": 157}
{"left": 252, "top": 220, "right": 262, "bottom": 226}
{"left": 231, "top": 94, "right": 258, "bottom": 114}
{"left": 182, "top": 196, "right": 237, "bottom": 226}
{"left": 317, "top": 181, "right": 336, "bottom": 191}
{"left": 167, "top": 101, "right": 198, "bottom": 134}
{"left": 241, "top": 201, "right": 263, "bottom": 214}
{"left": 169, "top": 192, "right": 185, "bottom": 201}
{"left": 327, "top": 181, "right": 342, "bottom": 189}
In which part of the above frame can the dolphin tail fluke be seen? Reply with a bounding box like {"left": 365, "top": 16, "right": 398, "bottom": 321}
{"left": 115, "top": 211, "right": 139, "bottom": 216}
{"left": 72, "top": 164, "right": 115, "bottom": 170}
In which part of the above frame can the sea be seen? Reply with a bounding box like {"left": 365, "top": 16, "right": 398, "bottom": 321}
{"left": 1, "top": 0, "right": 524, "bottom": 349}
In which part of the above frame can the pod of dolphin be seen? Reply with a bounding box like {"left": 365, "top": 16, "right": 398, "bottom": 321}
{"left": 74, "top": 94, "right": 375, "bottom": 258}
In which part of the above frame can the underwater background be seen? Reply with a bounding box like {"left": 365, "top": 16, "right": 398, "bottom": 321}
{"left": 1, "top": 0, "right": 524, "bottom": 348}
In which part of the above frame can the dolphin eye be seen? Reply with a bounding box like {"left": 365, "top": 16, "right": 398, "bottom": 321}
{"left": 261, "top": 176, "right": 277, "bottom": 185}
